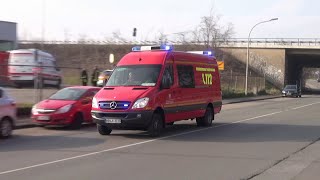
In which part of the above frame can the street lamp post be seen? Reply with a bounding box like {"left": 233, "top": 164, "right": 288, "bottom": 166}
{"left": 245, "top": 18, "right": 278, "bottom": 95}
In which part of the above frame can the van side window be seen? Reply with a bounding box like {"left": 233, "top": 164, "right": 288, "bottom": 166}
{"left": 0, "top": 89, "right": 3, "bottom": 98}
{"left": 163, "top": 65, "right": 174, "bottom": 86}
{"left": 177, "top": 65, "right": 195, "bottom": 88}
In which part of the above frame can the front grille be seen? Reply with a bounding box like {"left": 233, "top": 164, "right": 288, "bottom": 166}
{"left": 93, "top": 112, "right": 128, "bottom": 119}
{"left": 98, "top": 101, "right": 131, "bottom": 110}
{"left": 37, "top": 109, "right": 56, "bottom": 114}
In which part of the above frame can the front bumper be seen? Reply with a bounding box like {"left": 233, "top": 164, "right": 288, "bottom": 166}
{"left": 32, "top": 113, "right": 74, "bottom": 126}
{"left": 91, "top": 110, "right": 153, "bottom": 130}
{"left": 282, "top": 91, "right": 298, "bottom": 97}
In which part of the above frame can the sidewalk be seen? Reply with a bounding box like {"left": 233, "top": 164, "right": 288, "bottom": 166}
{"left": 222, "top": 95, "right": 281, "bottom": 105}
{"left": 15, "top": 95, "right": 281, "bottom": 129}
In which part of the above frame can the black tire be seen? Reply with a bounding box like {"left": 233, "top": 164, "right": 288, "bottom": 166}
{"left": 97, "top": 124, "right": 112, "bottom": 135}
{"left": 69, "top": 113, "right": 83, "bottom": 129}
{"left": 166, "top": 122, "right": 174, "bottom": 126}
{"left": 34, "top": 78, "right": 43, "bottom": 89}
{"left": 196, "top": 107, "right": 214, "bottom": 127}
{"left": 148, "top": 113, "right": 163, "bottom": 137}
{"left": 14, "top": 83, "right": 22, "bottom": 89}
{"left": 0, "top": 118, "right": 13, "bottom": 138}
{"left": 56, "top": 79, "right": 61, "bottom": 89}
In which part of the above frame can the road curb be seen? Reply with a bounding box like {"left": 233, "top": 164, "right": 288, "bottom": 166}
{"left": 222, "top": 95, "right": 281, "bottom": 105}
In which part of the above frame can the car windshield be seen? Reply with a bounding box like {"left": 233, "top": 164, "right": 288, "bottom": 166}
{"left": 49, "top": 88, "right": 87, "bottom": 100}
{"left": 106, "top": 65, "right": 161, "bottom": 86}
{"left": 284, "top": 85, "right": 297, "bottom": 90}
{"left": 100, "top": 70, "right": 112, "bottom": 77}
{"left": 103, "top": 71, "right": 113, "bottom": 76}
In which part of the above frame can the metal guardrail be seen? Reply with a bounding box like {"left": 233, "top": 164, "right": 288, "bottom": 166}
{"left": 18, "top": 38, "right": 320, "bottom": 48}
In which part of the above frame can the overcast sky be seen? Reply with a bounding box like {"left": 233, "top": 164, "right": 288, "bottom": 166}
{"left": 1, "top": 0, "right": 319, "bottom": 41}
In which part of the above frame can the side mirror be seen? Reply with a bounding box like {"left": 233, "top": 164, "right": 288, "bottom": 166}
{"left": 81, "top": 98, "right": 90, "bottom": 104}
{"left": 161, "top": 77, "right": 170, "bottom": 89}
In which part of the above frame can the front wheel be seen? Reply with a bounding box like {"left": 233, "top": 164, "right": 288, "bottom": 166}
{"left": 97, "top": 124, "right": 112, "bottom": 135}
{"left": 56, "top": 79, "right": 61, "bottom": 89}
{"left": 0, "top": 118, "right": 13, "bottom": 138}
{"left": 69, "top": 113, "right": 83, "bottom": 129}
{"left": 148, "top": 113, "right": 163, "bottom": 137}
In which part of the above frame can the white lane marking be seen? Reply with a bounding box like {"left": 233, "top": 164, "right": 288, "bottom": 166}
{"left": 292, "top": 101, "right": 320, "bottom": 110}
{"left": 0, "top": 102, "right": 319, "bottom": 175}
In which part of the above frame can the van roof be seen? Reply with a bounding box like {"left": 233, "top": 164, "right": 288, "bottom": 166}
{"left": 117, "top": 50, "right": 216, "bottom": 66}
{"left": 9, "top": 49, "right": 53, "bottom": 58}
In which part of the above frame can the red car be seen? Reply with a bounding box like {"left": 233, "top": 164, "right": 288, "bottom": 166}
{"left": 32, "top": 86, "right": 101, "bottom": 129}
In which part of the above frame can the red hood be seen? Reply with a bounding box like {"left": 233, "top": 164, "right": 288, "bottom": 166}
{"left": 95, "top": 86, "right": 150, "bottom": 102}
{"left": 36, "top": 99, "right": 76, "bottom": 109}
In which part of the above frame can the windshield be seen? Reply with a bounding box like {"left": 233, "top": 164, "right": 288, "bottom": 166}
{"left": 284, "top": 85, "right": 297, "bottom": 90}
{"left": 49, "top": 88, "right": 87, "bottom": 100}
{"left": 106, "top": 65, "right": 161, "bottom": 86}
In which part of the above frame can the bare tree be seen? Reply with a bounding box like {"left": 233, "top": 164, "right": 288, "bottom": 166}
{"left": 112, "top": 30, "right": 127, "bottom": 43}
{"left": 155, "top": 31, "right": 168, "bottom": 44}
{"left": 193, "top": 8, "right": 234, "bottom": 49}
{"left": 77, "top": 34, "right": 87, "bottom": 44}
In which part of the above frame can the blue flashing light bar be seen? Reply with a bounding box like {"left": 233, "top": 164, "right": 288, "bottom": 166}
{"left": 203, "top": 51, "right": 213, "bottom": 56}
{"left": 132, "top": 45, "right": 173, "bottom": 52}
{"left": 187, "top": 51, "right": 214, "bottom": 57}
{"left": 132, "top": 46, "right": 141, "bottom": 51}
{"left": 159, "top": 45, "right": 173, "bottom": 51}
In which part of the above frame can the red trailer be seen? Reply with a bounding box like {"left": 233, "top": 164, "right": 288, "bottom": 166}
{"left": 0, "top": 52, "right": 9, "bottom": 85}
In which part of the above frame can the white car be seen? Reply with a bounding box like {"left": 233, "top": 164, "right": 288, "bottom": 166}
{"left": 0, "top": 87, "right": 16, "bottom": 138}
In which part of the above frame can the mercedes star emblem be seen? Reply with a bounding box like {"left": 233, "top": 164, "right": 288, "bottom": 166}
{"left": 110, "top": 101, "right": 117, "bottom": 109}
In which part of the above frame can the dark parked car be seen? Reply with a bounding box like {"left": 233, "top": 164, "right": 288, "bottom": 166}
{"left": 282, "top": 84, "right": 301, "bottom": 97}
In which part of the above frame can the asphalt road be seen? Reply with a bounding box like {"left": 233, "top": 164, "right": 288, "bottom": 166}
{"left": 1, "top": 95, "right": 320, "bottom": 180}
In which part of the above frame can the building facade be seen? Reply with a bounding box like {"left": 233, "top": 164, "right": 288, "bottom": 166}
{"left": 0, "top": 21, "right": 17, "bottom": 51}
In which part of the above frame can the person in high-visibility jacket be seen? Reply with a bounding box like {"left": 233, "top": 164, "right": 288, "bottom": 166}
{"left": 91, "top": 66, "right": 100, "bottom": 86}
{"left": 80, "top": 68, "right": 88, "bottom": 86}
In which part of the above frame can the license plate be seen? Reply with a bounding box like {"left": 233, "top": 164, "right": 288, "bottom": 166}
{"left": 38, "top": 116, "right": 50, "bottom": 121}
{"left": 105, "top": 118, "right": 121, "bottom": 124}
{"left": 287, "top": 92, "right": 291, "bottom": 95}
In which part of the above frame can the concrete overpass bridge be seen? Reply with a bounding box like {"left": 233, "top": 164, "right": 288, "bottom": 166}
{"left": 218, "top": 38, "right": 320, "bottom": 92}
{"left": 19, "top": 38, "right": 320, "bottom": 92}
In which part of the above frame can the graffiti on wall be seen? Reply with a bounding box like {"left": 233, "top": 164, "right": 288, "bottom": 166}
{"left": 250, "top": 53, "right": 284, "bottom": 87}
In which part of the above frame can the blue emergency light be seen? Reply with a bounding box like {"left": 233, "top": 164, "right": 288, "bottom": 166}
{"left": 203, "top": 51, "right": 213, "bottom": 56}
{"left": 187, "top": 51, "right": 214, "bottom": 57}
{"left": 132, "top": 45, "right": 173, "bottom": 52}
{"left": 159, "top": 45, "right": 173, "bottom": 51}
{"left": 132, "top": 46, "right": 141, "bottom": 51}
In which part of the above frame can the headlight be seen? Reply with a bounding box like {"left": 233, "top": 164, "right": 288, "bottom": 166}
{"left": 32, "top": 105, "right": 38, "bottom": 115}
{"left": 92, "top": 97, "right": 99, "bottom": 108}
{"left": 132, "top": 97, "right": 149, "bottom": 109}
{"left": 56, "top": 104, "right": 73, "bottom": 114}
{"left": 282, "top": 90, "right": 285, "bottom": 93}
